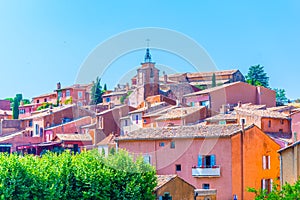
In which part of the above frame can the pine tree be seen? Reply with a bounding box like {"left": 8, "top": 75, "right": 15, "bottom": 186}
{"left": 211, "top": 73, "right": 216, "bottom": 87}
{"left": 12, "top": 97, "right": 20, "bottom": 119}
{"left": 91, "top": 77, "right": 104, "bottom": 105}
{"left": 246, "top": 65, "right": 269, "bottom": 87}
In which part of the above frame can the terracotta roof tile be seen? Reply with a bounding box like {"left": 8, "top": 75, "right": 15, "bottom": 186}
{"left": 235, "top": 107, "right": 289, "bottom": 119}
{"left": 155, "top": 106, "right": 205, "bottom": 121}
{"left": 154, "top": 175, "right": 177, "bottom": 191}
{"left": 116, "top": 124, "right": 246, "bottom": 140}
{"left": 183, "top": 82, "right": 241, "bottom": 97}
{"left": 54, "top": 133, "right": 92, "bottom": 142}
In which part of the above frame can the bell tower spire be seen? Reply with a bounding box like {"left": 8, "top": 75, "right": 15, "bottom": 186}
{"left": 144, "top": 39, "right": 152, "bottom": 63}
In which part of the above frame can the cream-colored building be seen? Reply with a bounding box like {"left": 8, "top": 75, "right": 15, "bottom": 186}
{"left": 278, "top": 140, "right": 300, "bottom": 187}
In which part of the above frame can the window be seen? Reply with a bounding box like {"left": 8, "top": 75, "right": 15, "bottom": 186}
{"left": 143, "top": 119, "right": 147, "bottom": 124}
{"left": 159, "top": 142, "right": 165, "bottom": 147}
{"left": 98, "top": 117, "right": 104, "bottom": 129}
{"left": 78, "top": 91, "right": 83, "bottom": 99}
{"left": 261, "top": 179, "right": 272, "bottom": 193}
{"left": 44, "top": 98, "right": 47, "bottom": 102}
{"left": 143, "top": 155, "right": 151, "bottom": 164}
{"left": 135, "top": 115, "right": 139, "bottom": 124}
{"left": 37, "top": 99, "right": 40, "bottom": 104}
{"left": 124, "top": 120, "right": 128, "bottom": 127}
{"left": 279, "top": 129, "right": 283, "bottom": 133}
{"left": 66, "top": 90, "right": 71, "bottom": 97}
{"left": 191, "top": 102, "right": 195, "bottom": 107}
{"left": 106, "top": 97, "right": 110, "bottom": 103}
{"left": 150, "top": 68, "right": 154, "bottom": 78}
{"left": 280, "top": 119, "right": 284, "bottom": 125}
{"left": 198, "top": 155, "right": 216, "bottom": 168}
{"left": 58, "top": 91, "right": 62, "bottom": 99}
{"left": 268, "top": 120, "right": 271, "bottom": 128}
{"left": 176, "top": 164, "right": 181, "bottom": 171}
{"left": 202, "top": 184, "right": 210, "bottom": 189}
{"left": 240, "top": 118, "right": 246, "bottom": 125}
{"left": 29, "top": 120, "right": 33, "bottom": 127}
{"left": 78, "top": 102, "right": 82, "bottom": 107}
{"left": 263, "top": 155, "right": 271, "bottom": 170}
{"left": 170, "top": 141, "right": 175, "bottom": 149}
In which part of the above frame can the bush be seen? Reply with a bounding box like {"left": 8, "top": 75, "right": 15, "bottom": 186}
{"left": 0, "top": 150, "right": 157, "bottom": 200}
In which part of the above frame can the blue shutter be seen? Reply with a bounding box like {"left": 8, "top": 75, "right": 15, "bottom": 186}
{"left": 211, "top": 155, "right": 216, "bottom": 166}
{"left": 198, "top": 155, "right": 203, "bottom": 167}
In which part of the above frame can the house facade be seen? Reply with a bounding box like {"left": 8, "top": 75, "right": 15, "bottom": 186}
{"left": 116, "top": 124, "right": 280, "bottom": 200}
{"left": 183, "top": 82, "right": 276, "bottom": 115}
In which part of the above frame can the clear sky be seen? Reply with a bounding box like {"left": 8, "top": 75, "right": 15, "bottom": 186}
{"left": 0, "top": 1, "right": 299, "bottom": 100}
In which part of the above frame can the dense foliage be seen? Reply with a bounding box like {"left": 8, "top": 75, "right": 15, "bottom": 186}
{"left": 91, "top": 77, "right": 106, "bottom": 105}
{"left": 0, "top": 150, "right": 157, "bottom": 200}
{"left": 211, "top": 73, "right": 216, "bottom": 88}
{"left": 248, "top": 179, "right": 300, "bottom": 199}
{"left": 274, "top": 88, "right": 289, "bottom": 106}
{"left": 246, "top": 65, "right": 269, "bottom": 88}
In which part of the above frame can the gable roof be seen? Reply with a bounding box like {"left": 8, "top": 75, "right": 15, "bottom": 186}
{"left": 116, "top": 124, "right": 250, "bottom": 141}
{"left": 97, "top": 134, "right": 115, "bottom": 146}
{"left": 54, "top": 133, "right": 92, "bottom": 142}
{"left": 235, "top": 107, "right": 290, "bottom": 119}
{"left": 183, "top": 82, "right": 242, "bottom": 97}
{"left": 154, "top": 175, "right": 195, "bottom": 191}
{"left": 155, "top": 106, "right": 205, "bottom": 121}
{"left": 187, "top": 69, "right": 240, "bottom": 79}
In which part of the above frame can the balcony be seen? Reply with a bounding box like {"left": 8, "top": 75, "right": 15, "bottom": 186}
{"left": 192, "top": 165, "right": 221, "bottom": 177}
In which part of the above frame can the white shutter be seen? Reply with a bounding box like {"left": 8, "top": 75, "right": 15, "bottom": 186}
{"left": 270, "top": 179, "right": 273, "bottom": 192}
{"left": 262, "top": 179, "right": 266, "bottom": 190}
{"left": 268, "top": 156, "right": 271, "bottom": 169}
{"left": 262, "top": 156, "right": 266, "bottom": 169}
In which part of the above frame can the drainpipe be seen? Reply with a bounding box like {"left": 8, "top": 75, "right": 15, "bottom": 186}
{"left": 241, "top": 121, "right": 245, "bottom": 199}
{"left": 279, "top": 152, "right": 283, "bottom": 190}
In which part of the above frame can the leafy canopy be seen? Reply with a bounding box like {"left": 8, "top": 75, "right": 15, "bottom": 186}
{"left": 246, "top": 65, "right": 269, "bottom": 88}
{"left": 0, "top": 149, "right": 157, "bottom": 200}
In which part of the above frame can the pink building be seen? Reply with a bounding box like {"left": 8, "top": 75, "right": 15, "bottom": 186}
{"left": 183, "top": 82, "right": 276, "bottom": 115}
{"left": 116, "top": 124, "right": 281, "bottom": 199}
{"left": 0, "top": 100, "right": 11, "bottom": 111}
{"left": 55, "top": 82, "right": 92, "bottom": 106}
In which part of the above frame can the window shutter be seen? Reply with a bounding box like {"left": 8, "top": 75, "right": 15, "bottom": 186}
{"left": 262, "top": 156, "right": 266, "bottom": 169}
{"left": 262, "top": 179, "right": 266, "bottom": 190}
{"left": 211, "top": 155, "right": 216, "bottom": 166}
{"left": 268, "top": 156, "right": 271, "bottom": 169}
{"left": 270, "top": 179, "right": 273, "bottom": 192}
{"left": 198, "top": 155, "right": 203, "bottom": 167}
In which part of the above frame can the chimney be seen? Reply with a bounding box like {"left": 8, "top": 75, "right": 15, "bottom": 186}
{"left": 163, "top": 71, "right": 167, "bottom": 83}
{"left": 57, "top": 82, "right": 61, "bottom": 90}
{"left": 238, "top": 101, "right": 242, "bottom": 108}
{"left": 176, "top": 99, "right": 180, "bottom": 106}
{"left": 125, "top": 82, "right": 130, "bottom": 91}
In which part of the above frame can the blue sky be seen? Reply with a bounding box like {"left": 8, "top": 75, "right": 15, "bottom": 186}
{"left": 0, "top": 1, "right": 299, "bottom": 100}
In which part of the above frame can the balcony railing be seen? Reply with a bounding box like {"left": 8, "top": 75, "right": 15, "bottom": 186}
{"left": 192, "top": 165, "right": 221, "bottom": 177}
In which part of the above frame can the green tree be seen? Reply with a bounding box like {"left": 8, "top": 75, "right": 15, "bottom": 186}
{"left": 91, "top": 77, "right": 104, "bottom": 105}
{"left": 248, "top": 179, "right": 300, "bottom": 199}
{"left": 0, "top": 150, "right": 157, "bottom": 200}
{"left": 22, "top": 99, "right": 31, "bottom": 105}
{"left": 211, "top": 73, "right": 216, "bottom": 87}
{"left": 246, "top": 65, "right": 269, "bottom": 87}
{"left": 103, "top": 83, "right": 107, "bottom": 92}
{"left": 274, "top": 88, "right": 288, "bottom": 106}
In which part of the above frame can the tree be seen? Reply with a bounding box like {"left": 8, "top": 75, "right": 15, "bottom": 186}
{"left": 274, "top": 88, "right": 288, "bottom": 106}
{"left": 246, "top": 65, "right": 269, "bottom": 88}
{"left": 91, "top": 77, "right": 104, "bottom": 105}
{"left": 22, "top": 99, "right": 31, "bottom": 105}
{"left": 0, "top": 150, "right": 157, "bottom": 200}
{"left": 103, "top": 83, "right": 107, "bottom": 92}
{"left": 12, "top": 97, "right": 19, "bottom": 119}
{"left": 211, "top": 73, "right": 216, "bottom": 87}
{"left": 248, "top": 179, "right": 300, "bottom": 199}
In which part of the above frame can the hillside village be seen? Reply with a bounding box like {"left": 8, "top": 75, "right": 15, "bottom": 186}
{"left": 1, "top": 48, "right": 300, "bottom": 199}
